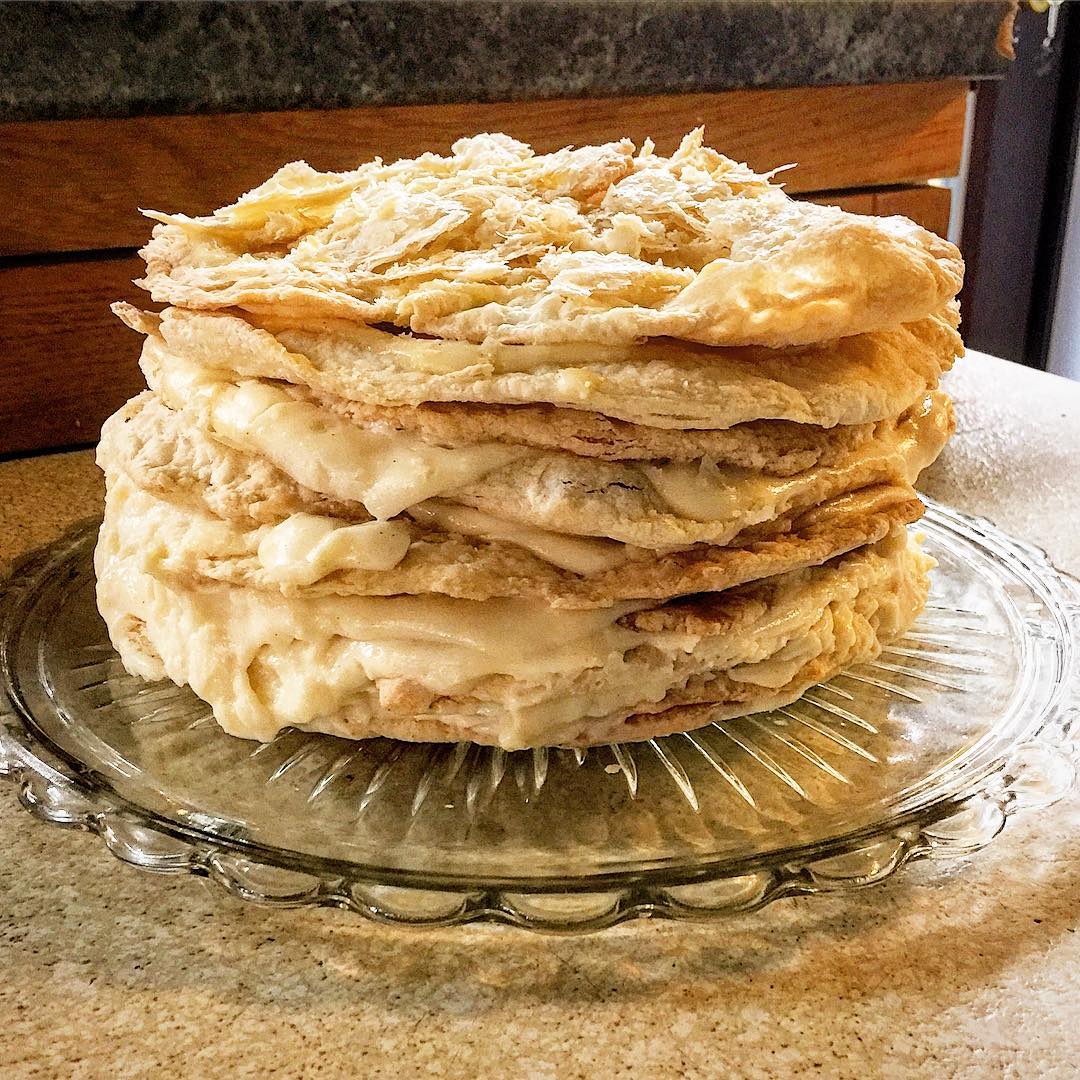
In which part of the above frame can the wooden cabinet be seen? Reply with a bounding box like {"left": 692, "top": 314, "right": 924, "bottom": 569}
{"left": 0, "top": 80, "right": 968, "bottom": 455}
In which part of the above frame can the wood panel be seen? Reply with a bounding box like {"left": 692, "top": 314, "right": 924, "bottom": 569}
{"left": 0, "top": 81, "right": 967, "bottom": 256}
{"left": 803, "top": 184, "right": 953, "bottom": 238}
{"left": 0, "top": 255, "right": 147, "bottom": 456}
{"left": 875, "top": 185, "right": 954, "bottom": 238}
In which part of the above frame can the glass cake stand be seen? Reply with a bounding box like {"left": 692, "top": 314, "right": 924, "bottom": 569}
{"left": 1, "top": 499, "right": 1077, "bottom": 933}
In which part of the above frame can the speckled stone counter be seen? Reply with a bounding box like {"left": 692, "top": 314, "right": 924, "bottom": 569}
{"left": 1, "top": 352, "right": 1078, "bottom": 1078}
{"left": 0, "top": 0, "right": 1014, "bottom": 122}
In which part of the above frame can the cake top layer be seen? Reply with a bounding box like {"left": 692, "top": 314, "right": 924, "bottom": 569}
{"left": 137, "top": 130, "right": 963, "bottom": 348}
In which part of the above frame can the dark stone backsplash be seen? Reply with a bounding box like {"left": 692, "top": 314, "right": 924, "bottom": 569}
{"left": 0, "top": 0, "right": 1014, "bottom": 122}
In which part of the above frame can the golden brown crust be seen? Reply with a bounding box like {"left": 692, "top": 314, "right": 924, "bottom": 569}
{"left": 617, "top": 500, "right": 907, "bottom": 635}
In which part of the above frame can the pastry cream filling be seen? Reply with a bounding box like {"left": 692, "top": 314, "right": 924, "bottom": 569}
{"left": 407, "top": 501, "right": 633, "bottom": 575}
{"left": 149, "top": 345, "right": 523, "bottom": 519}
{"left": 100, "top": 474, "right": 416, "bottom": 585}
{"left": 256, "top": 515, "right": 413, "bottom": 585}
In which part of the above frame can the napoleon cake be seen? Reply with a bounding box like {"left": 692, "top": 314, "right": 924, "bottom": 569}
{"left": 96, "top": 130, "right": 962, "bottom": 750}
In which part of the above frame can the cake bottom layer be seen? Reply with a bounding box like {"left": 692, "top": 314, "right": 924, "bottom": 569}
{"left": 96, "top": 523, "right": 931, "bottom": 750}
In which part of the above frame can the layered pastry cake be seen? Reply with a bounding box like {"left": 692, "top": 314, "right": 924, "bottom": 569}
{"left": 96, "top": 131, "right": 963, "bottom": 750}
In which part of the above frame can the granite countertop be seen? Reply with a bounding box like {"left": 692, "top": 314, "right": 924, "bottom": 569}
{"left": 0, "top": 351, "right": 1078, "bottom": 1076}
{"left": 0, "top": 0, "right": 1015, "bottom": 123}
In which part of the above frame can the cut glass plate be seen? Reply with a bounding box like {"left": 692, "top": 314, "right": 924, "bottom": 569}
{"left": 1, "top": 499, "right": 1077, "bottom": 932}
